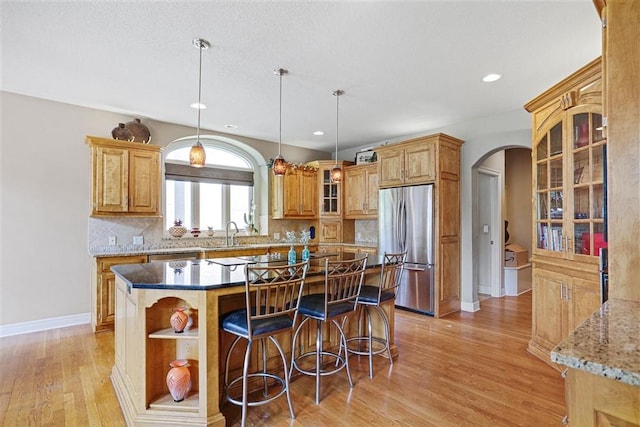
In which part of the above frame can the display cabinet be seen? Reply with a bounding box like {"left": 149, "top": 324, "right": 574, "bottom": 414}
{"left": 344, "top": 163, "right": 378, "bottom": 218}
{"left": 86, "top": 136, "right": 162, "bottom": 217}
{"left": 525, "top": 58, "right": 604, "bottom": 366}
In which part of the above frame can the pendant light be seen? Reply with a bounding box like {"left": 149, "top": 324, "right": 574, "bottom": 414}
{"left": 189, "top": 38, "right": 210, "bottom": 168}
{"left": 330, "top": 90, "right": 344, "bottom": 183}
{"left": 272, "top": 68, "right": 288, "bottom": 176}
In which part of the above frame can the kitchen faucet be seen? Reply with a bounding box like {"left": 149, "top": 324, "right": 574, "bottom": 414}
{"left": 225, "top": 221, "right": 239, "bottom": 246}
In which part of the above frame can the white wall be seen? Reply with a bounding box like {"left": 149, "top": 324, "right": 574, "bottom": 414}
{"left": 0, "top": 92, "right": 328, "bottom": 328}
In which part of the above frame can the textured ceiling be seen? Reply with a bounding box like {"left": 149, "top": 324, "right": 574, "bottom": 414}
{"left": 1, "top": 1, "right": 601, "bottom": 152}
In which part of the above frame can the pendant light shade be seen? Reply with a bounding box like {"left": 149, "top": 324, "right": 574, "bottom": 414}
{"left": 330, "top": 90, "right": 344, "bottom": 183}
{"left": 273, "top": 68, "right": 288, "bottom": 176}
{"left": 189, "top": 38, "right": 210, "bottom": 168}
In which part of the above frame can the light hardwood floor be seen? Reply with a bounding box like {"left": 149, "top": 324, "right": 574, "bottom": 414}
{"left": 0, "top": 292, "right": 566, "bottom": 426}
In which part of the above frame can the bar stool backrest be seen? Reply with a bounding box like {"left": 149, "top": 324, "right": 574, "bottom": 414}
{"left": 244, "top": 261, "right": 309, "bottom": 340}
{"left": 377, "top": 251, "right": 407, "bottom": 303}
{"left": 323, "top": 255, "right": 368, "bottom": 317}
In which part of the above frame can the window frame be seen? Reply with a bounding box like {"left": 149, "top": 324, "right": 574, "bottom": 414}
{"left": 163, "top": 135, "right": 267, "bottom": 235}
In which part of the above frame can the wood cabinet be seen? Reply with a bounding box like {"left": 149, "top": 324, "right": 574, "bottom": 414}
{"left": 271, "top": 164, "right": 317, "bottom": 219}
{"left": 91, "top": 255, "right": 146, "bottom": 332}
{"left": 86, "top": 136, "right": 162, "bottom": 217}
{"left": 376, "top": 138, "right": 435, "bottom": 188}
{"left": 565, "top": 368, "right": 640, "bottom": 427}
{"left": 529, "top": 264, "right": 600, "bottom": 363}
{"left": 524, "top": 59, "right": 605, "bottom": 366}
{"left": 344, "top": 163, "right": 378, "bottom": 218}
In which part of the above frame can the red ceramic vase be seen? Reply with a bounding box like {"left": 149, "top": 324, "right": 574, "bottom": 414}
{"left": 170, "top": 307, "right": 189, "bottom": 333}
{"left": 166, "top": 359, "right": 191, "bottom": 402}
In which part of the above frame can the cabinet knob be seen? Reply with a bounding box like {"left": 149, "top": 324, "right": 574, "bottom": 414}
{"left": 562, "top": 415, "right": 569, "bottom": 425}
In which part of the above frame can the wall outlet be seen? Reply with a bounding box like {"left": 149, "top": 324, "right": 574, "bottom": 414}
{"left": 274, "top": 232, "right": 280, "bottom": 240}
{"left": 109, "top": 236, "right": 117, "bottom": 246}
{"left": 133, "top": 235, "right": 144, "bottom": 245}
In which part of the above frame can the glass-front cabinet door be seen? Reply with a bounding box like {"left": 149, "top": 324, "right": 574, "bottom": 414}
{"left": 321, "top": 169, "right": 340, "bottom": 215}
{"left": 570, "top": 109, "right": 606, "bottom": 259}
{"left": 533, "top": 108, "right": 606, "bottom": 262}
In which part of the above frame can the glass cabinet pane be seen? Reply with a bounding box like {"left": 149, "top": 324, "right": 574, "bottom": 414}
{"left": 574, "top": 187, "right": 589, "bottom": 219}
{"left": 550, "top": 190, "right": 563, "bottom": 219}
{"left": 537, "top": 223, "right": 563, "bottom": 251}
{"left": 573, "top": 113, "right": 590, "bottom": 148}
{"left": 537, "top": 163, "right": 548, "bottom": 190}
{"left": 592, "top": 147, "right": 604, "bottom": 182}
{"left": 593, "top": 183, "right": 604, "bottom": 219}
{"left": 536, "top": 135, "right": 548, "bottom": 161}
{"left": 574, "top": 223, "right": 589, "bottom": 255}
{"left": 592, "top": 114, "right": 604, "bottom": 143}
{"left": 573, "top": 150, "right": 589, "bottom": 185}
{"left": 550, "top": 159, "right": 563, "bottom": 188}
{"left": 550, "top": 123, "right": 563, "bottom": 156}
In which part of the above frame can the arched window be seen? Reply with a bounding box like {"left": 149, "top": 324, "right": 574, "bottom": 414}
{"left": 164, "top": 136, "right": 265, "bottom": 233}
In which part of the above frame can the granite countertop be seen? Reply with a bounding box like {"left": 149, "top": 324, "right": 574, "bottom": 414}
{"left": 111, "top": 254, "right": 385, "bottom": 292}
{"left": 90, "top": 240, "right": 377, "bottom": 257}
{"left": 551, "top": 299, "right": 640, "bottom": 387}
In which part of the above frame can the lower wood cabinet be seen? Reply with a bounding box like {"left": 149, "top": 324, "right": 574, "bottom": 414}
{"left": 528, "top": 260, "right": 600, "bottom": 367}
{"left": 92, "top": 255, "right": 147, "bottom": 332}
{"left": 565, "top": 369, "right": 640, "bottom": 427}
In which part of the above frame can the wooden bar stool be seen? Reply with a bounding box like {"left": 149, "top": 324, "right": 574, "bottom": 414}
{"left": 221, "top": 261, "right": 309, "bottom": 427}
{"left": 344, "top": 251, "right": 406, "bottom": 378}
{"left": 290, "top": 255, "right": 368, "bottom": 404}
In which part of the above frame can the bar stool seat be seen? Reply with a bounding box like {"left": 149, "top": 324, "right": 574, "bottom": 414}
{"left": 221, "top": 261, "right": 308, "bottom": 427}
{"left": 344, "top": 251, "right": 406, "bottom": 378}
{"left": 290, "top": 255, "right": 368, "bottom": 404}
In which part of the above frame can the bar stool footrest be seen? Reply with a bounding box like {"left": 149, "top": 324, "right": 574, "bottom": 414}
{"left": 225, "top": 372, "right": 287, "bottom": 408}
{"left": 292, "top": 350, "right": 347, "bottom": 377}
{"left": 345, "top": 336, "right": 388, "bottom": 357}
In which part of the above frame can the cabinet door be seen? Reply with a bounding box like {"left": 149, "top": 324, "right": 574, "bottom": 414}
{"left": 567, "top": 277, "right": 601, "bottom": 333}
{"left": 404, "top": 142, "right": 435, "bottom": 184}
{"left": 534, "top": 120, "right": 566, "bottom": 257}
{"left": 532, "top": 268, "right": 565, "bottom": 350}
{"left": 299, "top": 168, "right": 318, "bottom": 217}
{"left": 95, "top": 146, "right": 129, "bottom": 213}
{"left": 129, "top": 149, "right": 160, "bottom": 213}
{"left": 319, "top": 220, "right": 342, "bottom": 243}
{"left": 282, "top": 169, "right": 302, "bottom": 216}
{"left": 344, "top": 167, "right": 366, "bottom": 217}
{"left": 378, "top": 148, "right": 405, "bottom": 187}
{"left": 320, "top": 168, "right": 341, "bottom": 216}
{"left": 95, "top": 255, "right": 146, "bottom": 332}
{"left": 365, "top": 165, "right": 378, "bottom": 215}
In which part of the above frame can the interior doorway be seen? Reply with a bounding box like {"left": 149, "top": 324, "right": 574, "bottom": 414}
{"left": 476, "top": 166, "right": 503, "bottom": 298}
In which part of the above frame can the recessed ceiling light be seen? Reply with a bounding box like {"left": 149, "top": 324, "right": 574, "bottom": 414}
{"left": 225, "top": 124, "right": 238, "bottom": 129}
{"left": 482, "top": 73, "right": 502, "bottom": 83}
{"left": 190, "top": 102, "right": 207, "bottom": 109}
{"left": 313, "top": 131, "right": 324, "bottom": 136}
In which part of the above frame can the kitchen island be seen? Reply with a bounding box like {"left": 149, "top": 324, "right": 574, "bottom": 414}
{"left": 110, "top": 255, "right": 389, "bottom": 427}
{"left": 551, "top": 299, "right": 640, "bottom": 426}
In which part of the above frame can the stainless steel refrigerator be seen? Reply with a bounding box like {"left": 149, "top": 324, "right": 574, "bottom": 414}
{"left": 378, "top": 185, "right": 434, "bottom": 315}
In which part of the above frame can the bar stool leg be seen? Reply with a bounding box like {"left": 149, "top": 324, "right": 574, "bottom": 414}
{"left": 240, "top": 340, "right": 252, "bottom": 427}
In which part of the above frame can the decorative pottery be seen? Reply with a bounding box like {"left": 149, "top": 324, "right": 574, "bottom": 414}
{"left": 125, "top": 118, "right": 151, "bottom": 143}
{"left": 111, "top": 123, "right": 134, "bottom": 141}
{"left": 166, "top": 359, "right": 191, "bottom": 402}
{"left": 170, "top": 307, "right": 190, "bottom": 333}
{"left": 206, "top": 226, "right": 214, "bottom": 237}
{"left": 190, "top": 227, "right": 201, "bottom": 238}
{"left": 168, "top": 260, "right": 187, "bottom": 274}
{"left": 169, "top": 219, "right": 187, "bottom": 238}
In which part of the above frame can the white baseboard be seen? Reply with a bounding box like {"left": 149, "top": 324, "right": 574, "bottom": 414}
{"left": 461, "top": 300, "right": 480, "bottom": 312}
{"left": 0, "top": 312, "right": 91, "bottom": 338}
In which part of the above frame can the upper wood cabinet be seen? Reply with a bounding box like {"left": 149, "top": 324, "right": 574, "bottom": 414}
{"left": 310, "top": 160, "right": 353, "bottom": 217}
{"left": 271, "top": 164, "right": 318, "bottom": 219}
{"left": 86, "top": 136, "right": 162, "bottom": 217}
{"left": 377, "top": 138, "right": 436, "bottom": 187}
{"left": 344, "top": 163, "right": 378, "bottom": 218}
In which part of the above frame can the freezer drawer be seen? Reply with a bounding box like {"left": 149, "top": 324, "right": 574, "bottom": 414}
{"left": 395, "top": 264, "right": 434, "bottom": 315}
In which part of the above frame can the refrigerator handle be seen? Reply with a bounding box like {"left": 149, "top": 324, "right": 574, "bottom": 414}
{"left": 400, "top": 200, "right": 407, "bottom": 252}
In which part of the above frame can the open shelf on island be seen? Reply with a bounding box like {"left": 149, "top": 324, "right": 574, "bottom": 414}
{"left": 149, "top": 327, "right": 199, "bottom": 339}
{"left": 148, "top": 392, "right": 200, "bottom": 412}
